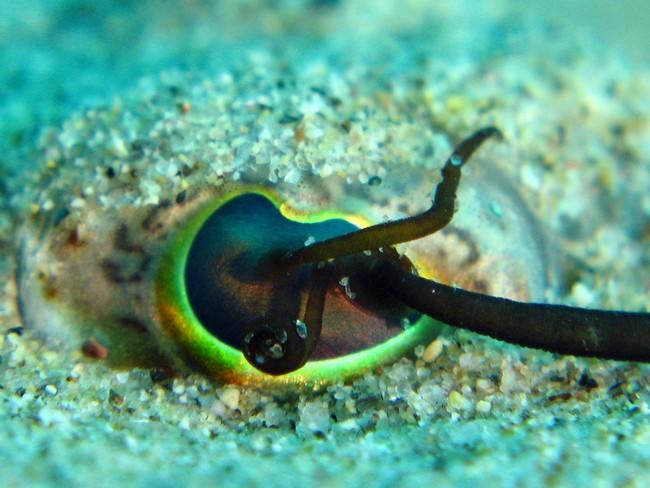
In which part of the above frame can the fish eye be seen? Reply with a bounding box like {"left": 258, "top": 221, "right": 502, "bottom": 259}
{"left": 155, "top": 187, "right": 440, "bottom": 384}
{"left": 18, "top": 184, "right": 445, "bottom": 385}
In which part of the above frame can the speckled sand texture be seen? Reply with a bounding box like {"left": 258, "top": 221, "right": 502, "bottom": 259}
{"left": 1, "top": 1, "right": 650, "bottom": 486}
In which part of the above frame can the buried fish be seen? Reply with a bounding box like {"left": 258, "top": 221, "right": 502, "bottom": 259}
{"left": 16, "top": 125, "right": 649, "bottom": 385}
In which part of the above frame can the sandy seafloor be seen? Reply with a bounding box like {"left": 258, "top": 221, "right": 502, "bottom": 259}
{"left": 1, "top": 1, "right": 650, "bottom": 486}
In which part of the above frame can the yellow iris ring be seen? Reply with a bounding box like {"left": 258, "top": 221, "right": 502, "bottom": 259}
{"left": 155, "top": 186, "right": 440, "bottom": 386}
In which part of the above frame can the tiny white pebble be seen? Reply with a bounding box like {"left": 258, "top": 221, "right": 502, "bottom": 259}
{"left": 220, "top": 387, "right": 240, "bottom": 410}
{"left": 284, "top": 168, "right": 301, "bottom": 184}
{"left": 125, "top": 435, "right": 138, "bottom": 452}
{"left": 44, "top": 384, "right": 58, "bottom": 396}
{"left": 38, "top": 406, "right": 66, "bottom": 426}
{"left": 115, "top": 372, "right": 129, "bottom": 384}
{"left": 210, "top": 399, "right": 227, "bottom": 417}
{"left": 70, "top": 197, "right": 86, "bottom": 209}
{"left": 172, "top": 381, "right": 185, "bottom": 395}
{"left": 570, "top": 282, "right": 595, "bottom": 308}
{"left": 110, "top": 136, "right": 129, "bottom": 158}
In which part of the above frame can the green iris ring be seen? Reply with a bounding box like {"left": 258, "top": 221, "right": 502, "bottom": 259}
{"left": 155, "top": 185, "right": 440, "bottom": 385}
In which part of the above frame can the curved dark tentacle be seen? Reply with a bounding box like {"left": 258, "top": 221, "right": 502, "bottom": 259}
{"left": 298, "top": 263, "right": 332, "bottom": 363}
{"left": 243, "top": 264, "right": 332, "bottom": 374}
{"left": 371, "top": 258, "right": 650, "bottom": 362}
{"left": 243, "top": 125, "right": 650, "bottom": 374}
{"left": 280, "top": 127, "right": 503, "bottom": 267}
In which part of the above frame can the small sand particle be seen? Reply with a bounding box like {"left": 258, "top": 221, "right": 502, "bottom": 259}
{"left": 570, "top": 282, "right": 596, "bottom": 308}
{"left": 220, "top": 387, "right": 240, "bottom": 410}
{"left": 422, "top": 339, "right": 444, "bottom": 362}
{"left": 37, "top": 406, "right": 67, "bottom": 427}
{"left": 172, "top": 380, "right": 185, "bottom": 395}
{"left": 124, "top": 436, "right": 138, "bottom": 453}
{"left": 476, "top": 378, "right": 493, "bottom": 392}
{"left": 115, "top": 372, "right": 129, "bottom": 384}
{"left": 448, "top": 390, "right": 472, "bottom": 411}
{"left": 476, "top": 400, "right": 492, "bottom": 413}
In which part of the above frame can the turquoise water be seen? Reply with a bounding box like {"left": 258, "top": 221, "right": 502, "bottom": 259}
{"left": 1, "top": 1, "right": 649, "bottom": 486}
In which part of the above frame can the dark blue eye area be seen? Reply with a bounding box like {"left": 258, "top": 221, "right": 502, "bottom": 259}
{"left": 185, "top": 193, "right": 408, "bottom": 358}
